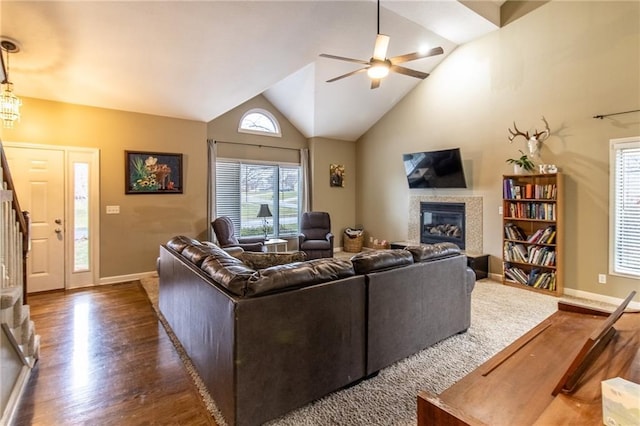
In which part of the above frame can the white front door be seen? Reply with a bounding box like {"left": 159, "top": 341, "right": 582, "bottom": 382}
{"left": 4, "top": 146, "right": 65, "bottom": 292}
{"left": 4, "top": 144, "right": 100, "bottom": 293}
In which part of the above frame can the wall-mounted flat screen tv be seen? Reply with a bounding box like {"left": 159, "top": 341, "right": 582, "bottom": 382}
{"left": 403, "top": 148, "right": 467, "bottom": 188}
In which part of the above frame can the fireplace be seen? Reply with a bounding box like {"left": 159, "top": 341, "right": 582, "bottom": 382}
{"left": 420, "top": 202, "right": 465, "bottom": 249}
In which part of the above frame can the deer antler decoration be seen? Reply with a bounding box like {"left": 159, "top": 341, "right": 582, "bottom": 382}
{"left": 508, "top": 116, "right": 550, "bottom": 158}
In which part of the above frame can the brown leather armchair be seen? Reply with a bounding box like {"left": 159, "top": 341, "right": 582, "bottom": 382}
{"left": 298, "top": 212, "right": 334, "bottom": 259}
{"left": 212, "top": 216, "right": 265, "bottom": 252}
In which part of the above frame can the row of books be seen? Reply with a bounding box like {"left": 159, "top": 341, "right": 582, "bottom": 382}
{"left": 504, "top": 223, "right": 527, "bottom": 240}
{"left": 503, "top": 179, "right": 557, "bottom": 200}
{"left": 504, "top": 266, "right": 556, "bottom": 290}
{"left": 503, "top": 242, "right": 556, "bottom": 266}
{"left": 504, "top": 224, "right": 556, "bottom": 245}
{"left": 505, "top": 202, "right": 556, "bottom": 220}
{"left": 528, "top": 246, "right": 556, "bottom": 266}
{"left": 527, "top": 226, "right": 556, "bottom": 244}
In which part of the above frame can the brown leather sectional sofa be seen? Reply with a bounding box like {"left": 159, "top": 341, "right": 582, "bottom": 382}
{"left": 158, "top": 236, "right": 475, "bottom": 426}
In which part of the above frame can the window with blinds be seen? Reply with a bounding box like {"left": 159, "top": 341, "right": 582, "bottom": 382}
{"left": 610, "top": 137, "right": 640, "bottom": 278}
{"left": 216, "top": 159, "right": 300, "bottom": 238}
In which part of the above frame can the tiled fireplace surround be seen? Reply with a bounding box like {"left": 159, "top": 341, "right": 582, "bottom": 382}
{"left": 408, "top": 195, "right": 483, "bottom": 254}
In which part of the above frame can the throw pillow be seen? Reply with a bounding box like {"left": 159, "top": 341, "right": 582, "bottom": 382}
{"left": 240, "top": 251, "right": 307, "bottom": 270}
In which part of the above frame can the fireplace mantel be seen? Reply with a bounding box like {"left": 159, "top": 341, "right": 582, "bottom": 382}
{"left": 409, "top": 196, "right": 483, "bottom": 254}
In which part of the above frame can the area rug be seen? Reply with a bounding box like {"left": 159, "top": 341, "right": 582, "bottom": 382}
{"left": 139, "top": 275, "right": 611, "bottom": 425}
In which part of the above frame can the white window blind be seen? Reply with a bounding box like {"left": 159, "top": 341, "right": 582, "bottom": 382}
{"left": 216, "top": 159, "right": 300, "bottom": 238}
{"left": 611, "top": 137, "right": 640, "bottom": 278}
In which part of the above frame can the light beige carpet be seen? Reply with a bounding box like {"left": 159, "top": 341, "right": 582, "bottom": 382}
{"left": 140, "top": 274, "right": 615, "bottom": 426}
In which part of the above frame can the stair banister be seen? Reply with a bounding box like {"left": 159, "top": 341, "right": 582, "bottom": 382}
{"left": 0, "top": 141, "right": 30, "bottom": 301}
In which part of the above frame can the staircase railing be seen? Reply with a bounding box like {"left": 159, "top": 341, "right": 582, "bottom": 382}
{"left": 1, "top": 141, "right": 38, "bottom": 425}
{"left": 0, "top": 141, "right": 29, "bottom": 301}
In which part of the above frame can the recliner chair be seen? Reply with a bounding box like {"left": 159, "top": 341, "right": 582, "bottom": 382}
{"left": 212, "top": 216, "right": 265, "bottom": 252}
{"left": 298, "top": 212, "right": 334, "bottom": 259}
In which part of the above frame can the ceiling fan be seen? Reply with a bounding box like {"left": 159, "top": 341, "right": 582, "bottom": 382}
{"left": 319, "top": 0, "right": 444, "bottom": 89}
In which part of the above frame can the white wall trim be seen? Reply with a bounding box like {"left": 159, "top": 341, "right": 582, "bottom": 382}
{"left": 99, "top": 271, "right": 157, "bottom": 286}
{"left": 490, "top": 273, "right": 640, "bottom": 310}
{"left": 563, "top": 287, "right": 640, "bottom": 310}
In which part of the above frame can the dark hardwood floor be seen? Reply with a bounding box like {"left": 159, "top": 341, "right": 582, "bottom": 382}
{"left": 13, "top": 282, "right": 217, "bottom": 425}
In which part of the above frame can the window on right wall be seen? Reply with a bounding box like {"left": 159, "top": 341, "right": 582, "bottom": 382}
{"left": 610, "top": 136, "right": 640, "bottom": 278}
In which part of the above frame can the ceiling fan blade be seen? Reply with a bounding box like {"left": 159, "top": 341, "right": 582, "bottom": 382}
{"left": 370, "top": 78, "right": 381, "bottom": 89}
{"left": 390, "top": 65, "right": 429, "bottom": 79}
{"left": 319, "top": 53, "right": 370, "bottom": 66}
{"left": 326, "top": 67, "right": 368, "bottom": 83}
{"left": 389, "top": 46, "right": 444, "bottom": 64}
{"left": 372, "top": 34, "right": 390, "bottom": 61}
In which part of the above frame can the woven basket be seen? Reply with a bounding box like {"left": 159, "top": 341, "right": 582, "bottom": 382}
{"left": 343, "top": 233, "right": 364, "bottom": 252}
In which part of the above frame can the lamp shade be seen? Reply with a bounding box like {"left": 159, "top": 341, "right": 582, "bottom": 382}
{"left": 257, "top": 204, "right": 272, "bottom": 218}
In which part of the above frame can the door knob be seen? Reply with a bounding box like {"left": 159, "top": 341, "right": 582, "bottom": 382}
{"left": 55, "top": 219, "right": 62, "bottom": 224}
{"left": 55, "top": 228, "right": 62, "bottom": 234}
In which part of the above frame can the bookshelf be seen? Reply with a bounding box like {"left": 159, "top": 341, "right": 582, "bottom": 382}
{"left": 502, "top": 172, "right": 563, "bottom": 296}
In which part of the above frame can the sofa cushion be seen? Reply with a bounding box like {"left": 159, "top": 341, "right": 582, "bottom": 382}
{"left": 181, "top": 244, "right": 220, "bottom": 267}
{"left": 240, "top": 251, "right": 307, "bottom": 270}
{"left": 404, "top": 243, "right": 461, "bottom": 263}
{"left": 245, "top": 258, "right": 355, "bottom": 297}
{"left": 166, "top": 235, "right": 202, "bottom": 253}
{"left": 350, "top": 249, "right": 414, "bottom": 275}
{"left": 201, "top": 253, "right": 256, "bottom": 296}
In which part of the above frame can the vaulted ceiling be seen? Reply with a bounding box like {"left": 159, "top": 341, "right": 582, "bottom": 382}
{"left": 1, "top": 1, "right": 506, "bottom": 141}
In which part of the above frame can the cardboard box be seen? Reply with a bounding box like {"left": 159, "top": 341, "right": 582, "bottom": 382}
{"left": 601, "top": 377, "right": 640, "bottom": 426}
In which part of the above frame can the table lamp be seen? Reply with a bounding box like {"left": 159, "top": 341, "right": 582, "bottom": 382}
{"left": 257, "top": 204, "right": 272, "bottom": 239}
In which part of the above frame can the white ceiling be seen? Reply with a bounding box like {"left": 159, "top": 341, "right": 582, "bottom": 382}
{"left": 1, "top": 1, "right": 504, "bottom": 141}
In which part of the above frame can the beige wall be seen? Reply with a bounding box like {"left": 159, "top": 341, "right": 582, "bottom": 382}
{"left": 309, "top": 137, "right": 357, "bottom": 249}
{"left": 357, "top": 1, "right": 640, "bottom": 301}
{"left": 1, "top": 97, "right": 208, "bottom": 278}
{"left": 207, "top": 95, "right": 307, "bottom": 163}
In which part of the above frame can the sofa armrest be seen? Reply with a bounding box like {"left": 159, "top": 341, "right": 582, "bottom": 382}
{"left": 466, "top": 267, "right": 476, "bottom": 294}
{"left": 239, "top": 236, "right": 265, "bottom": 244}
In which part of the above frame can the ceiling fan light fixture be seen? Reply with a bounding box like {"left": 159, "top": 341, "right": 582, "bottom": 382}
{"left": 367, "top": 60, "right": 390, "bottom": 79}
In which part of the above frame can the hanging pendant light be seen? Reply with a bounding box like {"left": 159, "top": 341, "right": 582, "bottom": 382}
{"left": 0, "top": 39, "right": 22, "bottom": 129}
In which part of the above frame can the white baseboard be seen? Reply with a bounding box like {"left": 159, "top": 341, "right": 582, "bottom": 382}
{"left": 563, "top": 287, "right": 640, "bottom": 310}
{"left": 490, "top": 273, "right": 640, "bottom": 310}
{"left": 99, "top": 271, "right": 157, "bottom": 286}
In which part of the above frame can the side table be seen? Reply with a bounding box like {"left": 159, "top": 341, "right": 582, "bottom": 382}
{"left": 464, "top": 253, "right": 489, "bottom": 280}
{"left": 264, "top": 238, "right": 288, "bottom": 252}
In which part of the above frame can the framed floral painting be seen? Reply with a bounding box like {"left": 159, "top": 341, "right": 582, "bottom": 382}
{"left": 125, "top": 151, "right": 183, "bottom": 194}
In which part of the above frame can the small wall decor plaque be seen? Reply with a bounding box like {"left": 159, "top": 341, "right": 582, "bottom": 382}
{"left": 538, "top": 164, "right": 558, "bottom": 174}
{"left": 125, "top": 151, "right": 183, "bottom": 194}
{"left": 330, "top": 164, "right": 344, "bottom": 187}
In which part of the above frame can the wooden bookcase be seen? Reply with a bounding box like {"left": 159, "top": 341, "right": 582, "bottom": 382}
{"left": 502, "top": 172, "right": 563, "bottom": 296}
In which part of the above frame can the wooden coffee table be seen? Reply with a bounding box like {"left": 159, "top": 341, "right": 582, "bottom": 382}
{"left": 417, "top": 298, "right": 640, "bottom": 425}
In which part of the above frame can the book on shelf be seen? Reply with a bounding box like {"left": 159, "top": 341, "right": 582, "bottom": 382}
{"left": 504, "top": 223, "right": 527, "bottom": 240}
{"left": 503, "top": 241, "right": 528, "bottom": 262}
{"left": 527, "top": 246, "right": 556, "bottom": 266}
{"left": 504, "top": 265, "right": 529, "bottom": 284}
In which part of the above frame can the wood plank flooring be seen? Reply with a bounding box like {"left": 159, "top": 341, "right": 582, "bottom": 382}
{"left": 13, "top": 282, "right": 217, "bottom": 425}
